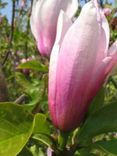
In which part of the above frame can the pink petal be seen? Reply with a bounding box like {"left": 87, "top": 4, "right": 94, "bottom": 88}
{"left": 30, "top": 0, "right": 78, "bottom": 56}
{"left": 109, "top": 41, "right": 117, "bottom": 74}
{"left": 85, "top": 57, "right": 112, "bottom": 104}
{"left": 103, "top": 8, "right": 112, "bottom": 16}
{"left": 30, "top": 0, "right": 42, "bottom": 40}
{"left": 62, "top": 0, "right": 78, "bottom": 18}
{"left": 101, "top": 10, "right": 110, "bottom": 56}
{"left": 86, "top": 41, "right": 117, "bottom": 103}
{"left": 84, "top": 10, "right": 110, "bottom": 102}
{"left": 92, "top": 8, "right": 109, "bottom": 68}
{"left": 51, "top": 1, "right": 103, "bottom": 131}
{"left": 49, "top": 11, "right": 72, "bottom": 127}
{"left": 106, "top": 41, "right": 117, "bottom": 73}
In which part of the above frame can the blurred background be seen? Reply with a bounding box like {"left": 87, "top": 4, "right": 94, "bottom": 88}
{"left": 0, "top": 0, "right": 117, "bottom": 109}
{"left": 0, "top": 1, "right": 117, "bottom": 156}
{"left": 0, "top": 0, "right": 116, "bottom": 23}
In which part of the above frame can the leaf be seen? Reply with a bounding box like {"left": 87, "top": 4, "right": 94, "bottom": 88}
{"left": 32, "top": 114, "right": 55, "bottom": 149}
{"left": 78, "top": 102, "right": 117, "bottom": 146}
{"left": 0, "top": 102, "right": 34, "bottom": 156}
{"left": 33, "top": 113, "right": 51, "bottom": 135}
{"left": 16, "top": 72, "right": 47, "bottom": 111}
{"left": 17, "top": 60, "right": 48, "bottom": 72}
{"left": 32, "top": 134, "right": 55, "bottom": 149}
{"left": 16, "top": 72, "right": 31, "bottom": 91}
{"left": 77, "top": 148, "right": 96, "bottom": 156}
{"left": 93, "top": 139, "right": 117, "bottom": 156}
{"left": 30, "top": 146, "right": 45, "bottom": 156}
{"left": 88, "top": 87, "right": 104, "bottom": 115}
{"left": 17, "top": 147, "right": 33, "bottom": 156}
{"left": 25, "top": 78, "right": 48, "bottom": 111}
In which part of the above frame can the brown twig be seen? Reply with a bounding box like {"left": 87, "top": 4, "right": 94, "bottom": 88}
{"left": 15, "top": 94, "right": 27, "bottom": 104}
{"left": 30, "top": 0, "right": 33, "bottom": 12}
{"left": 10, "top": 0, "right": 16, "bottom": 45}
{"left": 1, "top": 51, "right": 11, "bottom": 66}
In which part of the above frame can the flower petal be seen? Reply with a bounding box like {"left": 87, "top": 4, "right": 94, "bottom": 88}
{"left": 101, "top": 10, "right": 110, "bottom": 56}
{"left": 84, "top": 9, "right": 110, "bottom": 102}
{"left": 51, "top": 1, "right": 103, "bottom": 131}
{"left": 86, "top": 41, "right": 117, "bottom": 103}
{"left": 85, "top": 57, "right": 112, "bottom": 103}
{"left": 30, "top": 0, "right": 78, "bottom": 56}
{"left": 106, "top": 41, "right": 117, "bottom": 73}
{"left": 92, "top": 9, "right": 109, "bottom": 68}
{"left": 49, "top": 11, "right": 72, "bottom": 127}
{"left": 62, "top": 0, "right": 78, "bottom": 18}
{"left": 30, "top": 0, "right": 42, "bottom": 41}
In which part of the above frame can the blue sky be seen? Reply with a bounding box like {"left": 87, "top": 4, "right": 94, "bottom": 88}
{"left": 0, "top": 0, "right": 12, "bottom": 23}
{"left": 0, "top": 0, "right": 116, "bottom": 24}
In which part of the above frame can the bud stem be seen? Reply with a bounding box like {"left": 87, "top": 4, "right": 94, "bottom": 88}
{"left": 58, "top": 131, "right": 69, "bottom": 151}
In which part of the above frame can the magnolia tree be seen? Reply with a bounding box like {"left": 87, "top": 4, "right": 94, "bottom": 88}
{"left": 0, "top": 0, "right": 117, "bottom": 155}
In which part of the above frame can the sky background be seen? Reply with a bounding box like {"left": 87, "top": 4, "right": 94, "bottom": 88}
{"left": 0, "top": 0, "right": 116, "bottom": 24}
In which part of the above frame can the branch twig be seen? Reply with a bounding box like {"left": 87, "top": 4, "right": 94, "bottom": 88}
{"left": 1, "top": 51, "right": 11, "bottom": 66}
{"left": 15, "top": 94, "right": 26, "bottom": 104}
{"left": 10, "top": 0, "right": 16, "bottom": 45}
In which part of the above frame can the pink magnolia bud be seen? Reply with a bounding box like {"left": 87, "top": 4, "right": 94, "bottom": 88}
{"left": 103, "top": 8, "right": 112, "bottom": 16}
{"left": 48, "top": 1, "right": 117, "bottom": 131}
{"left": 30, "top": 0, "right": 78, "bottom": 57}
{"left": 47, "top": 148, "right": 53, "bottom": 156}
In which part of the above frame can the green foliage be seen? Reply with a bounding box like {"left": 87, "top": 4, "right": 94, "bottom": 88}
{"left": 0, "top": 103, "right": 33, "bottom": 156}
{"left": 18, "top": 60, "right": 48, "bottom": 73}
{"left": 78, "top": 102, "right": 117, "bottom": 146}
{"left": 18, "top": 147, "right": 33, "bottom": 156}
{"left": 0, "top": 102, "right": 54, "bottom": 156}
{"left": 88, "top": 87, "right": 105, "bottom": 115}
{"left": 93, "top": 139, "right": 117, "bottom": 155}
{"left": 33, "top": 113, "right": 51, "bottom": 135}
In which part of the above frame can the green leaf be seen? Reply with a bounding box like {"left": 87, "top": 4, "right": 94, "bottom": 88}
{"left": 33, "top": 113, "right": 51, "bottom": 135}
{"left": 16, "top": 72, "right": 47, "bottom": 111}
{"left": 93, "top": 139, "right": 117, "bottom": 156}
{"left": 78, "top": 102, "right": 117, "bottom": 146}
{"left": 16, "top": 72, "right": 31, "bottom": 91}
{"left": 0, "top": 102, "right": 34, "bottom": 156}
{"left": 32, "top": 114, "right": 55, "bottom": 149}
{"left": 32, "top": 134, "right": 55, "bottom": 149}
{"left": 77, "top": 148, "right": 96, "bottom": 156}
{"left": 17, "top": 147, "right": 33, "bottom": 156}
{"left": 18, "top": 60, "right": 48, "bottom": 72}
{"left": 30, "top": 146, "right": 45, "bottom": 156}
{"left": 88, "top": 87, "right": 104, "bottom": 115}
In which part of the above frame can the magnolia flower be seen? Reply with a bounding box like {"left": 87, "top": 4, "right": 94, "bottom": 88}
{"left": 30, "top": 0, "right": 78, "bottom": 57}
{"left": 48, "top": 0, "right": 117, "bottom": 131}
{"left": 103, "top": 8, "right": 112, "bottom": 16}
